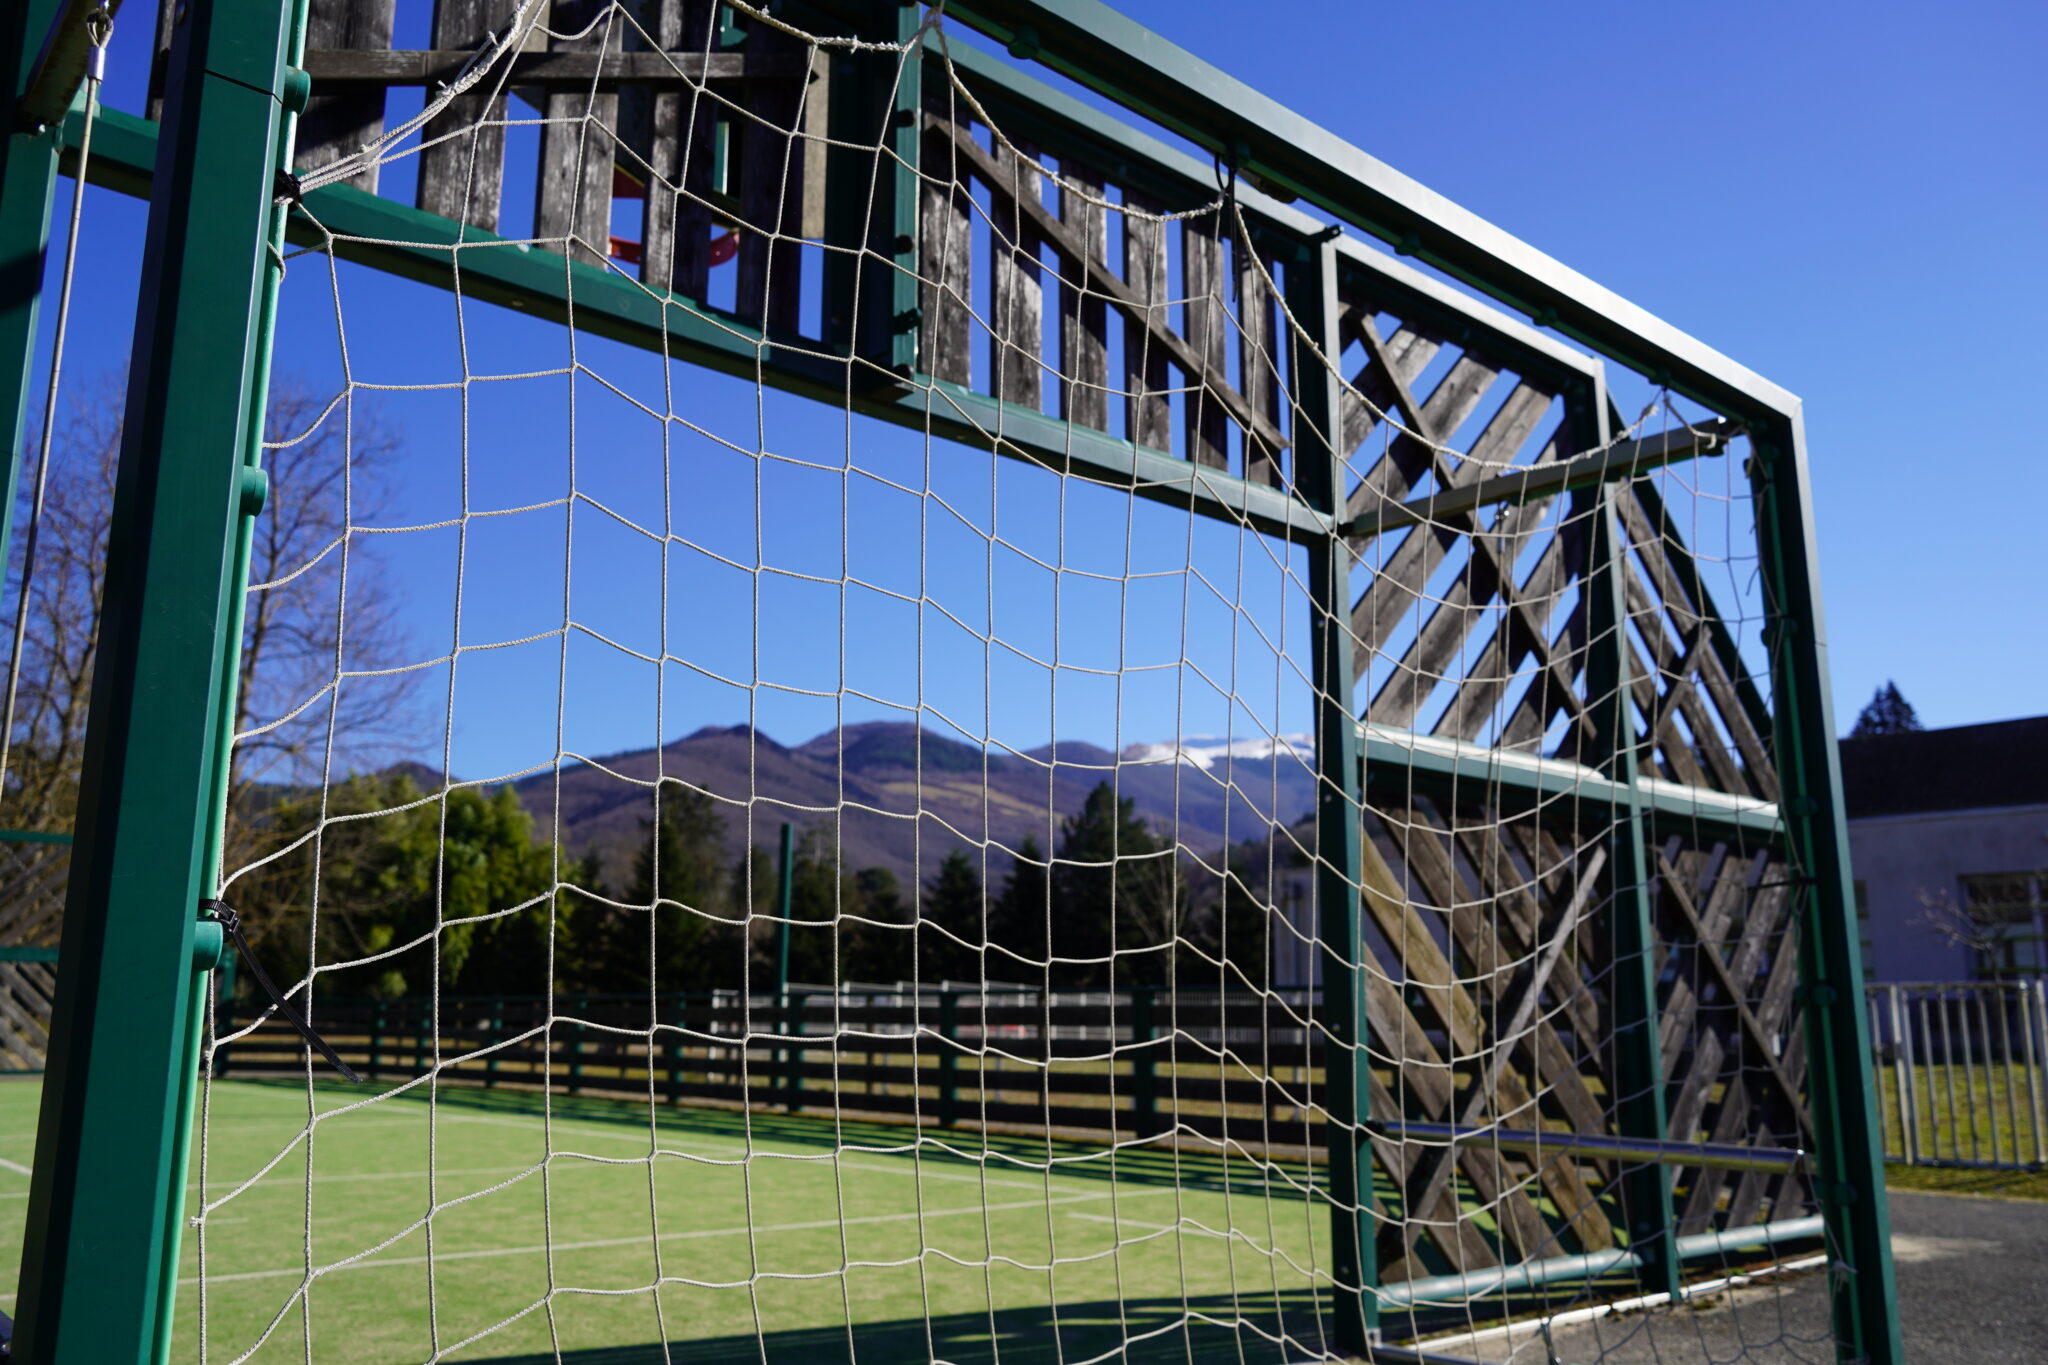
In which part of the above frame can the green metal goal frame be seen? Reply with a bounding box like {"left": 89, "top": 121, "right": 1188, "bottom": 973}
{"left": 1, "top": 1, "right": 1900, "bottom": 1362}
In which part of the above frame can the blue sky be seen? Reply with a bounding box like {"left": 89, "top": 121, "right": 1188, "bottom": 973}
{"left": 25, "top": 1, "right": 2044, "bottom": 781}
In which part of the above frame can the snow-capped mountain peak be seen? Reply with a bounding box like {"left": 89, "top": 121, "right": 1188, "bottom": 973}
{"left": 1118, "top": 734, "right": 1313, "bottom": 773}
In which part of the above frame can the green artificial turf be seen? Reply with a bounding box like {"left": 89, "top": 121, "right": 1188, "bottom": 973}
{"left": 0, "top": 1077, "right": 1350, "bottom": 1363}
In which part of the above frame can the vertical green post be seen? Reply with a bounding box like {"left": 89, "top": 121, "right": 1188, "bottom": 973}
{"left": 1580, "top": 398, "right": 1681, "bottom": 1296}
{"left": 1753, "top": 412, "right": 1902, "bottom": 1365}
{"left": 486, "top": 997, "right": 503, "bottom": 1087}
{"left": 568, "top": 993, "right": 588, "bottom": 1095}
{"left": 367, "top": 999, "right": 385, "bottom": 1080}
{"left": 13, "top": 0, "right": 302, "bottom": 1358}
{"left": 666, "top": 993, "right": 685, "bottom": 1101}
{"left": 1130, "top": 985, "right": 1158, "bottom": 1138}
{"left": 775, "top": 821, "right": 794, "bottom": 1105}
{"left": 415, "top": 1000, "right": 429, "bottom": 1076}
{"left": 936, "top": 988, "right": 960, "bottom": 1128}
{"left": 0, "top": 0, "right": 65, "bottom": 587}
{"left": 1284, "top": 229, "right": 1375, "bottom": 1349}
{"left": 886, "top": 0, "right": 922, "bottom": 374}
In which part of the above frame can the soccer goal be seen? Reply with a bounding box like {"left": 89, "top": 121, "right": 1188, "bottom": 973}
{"left": 7, "top": 2, "right": 1899, "bottom": 1362}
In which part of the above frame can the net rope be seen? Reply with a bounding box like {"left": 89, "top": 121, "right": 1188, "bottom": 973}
{"left": 189, "top": 4, "right": 1841, "bottom": 1362}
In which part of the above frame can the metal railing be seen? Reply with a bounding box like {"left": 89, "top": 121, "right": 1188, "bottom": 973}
{"left": 1867, "top": 980, "right": 2048, "bottom": 1168}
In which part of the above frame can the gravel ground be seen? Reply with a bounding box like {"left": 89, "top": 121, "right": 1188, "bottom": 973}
{"left": 1405, "top": 1188, "right": 2048, "bottom": 1363}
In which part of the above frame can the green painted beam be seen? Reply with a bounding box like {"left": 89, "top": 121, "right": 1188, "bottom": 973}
{"left": 0, "top": 945, "right": 59, "bottom": 963}
{"left": 1588, "top": 472, "right": 1680, "bottom": 1300}
{"left": 938, "top": 0, "right": 1799, "bottom": 426}
{"left": 939, "top": 37, "right": 1605, "bottom": 398}
{"left": 0, "top": 0, "right": 67, "bottom": 675}
{"left": 60, "top": 105, "right": 1329, "bottom": 544}
{"left": 0, "top": 828, "right": 73, "bottom": 845}
{"left": 13, "top": 0, "right": 299, "bottom": 1359}
{"left": 1287, "top": 229, "right": 1375, "bottom": 1349}
{"left": 1754, "top": 413, "right": 1902, "bottom": 1365}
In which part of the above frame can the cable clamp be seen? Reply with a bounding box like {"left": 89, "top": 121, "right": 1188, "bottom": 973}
{"left": 199, "top": 899, "right": 361, "bottom": 1083}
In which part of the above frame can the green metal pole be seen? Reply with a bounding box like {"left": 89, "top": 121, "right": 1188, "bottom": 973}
{"left": 1753, "top": 413, "right": 1902, "bottom": 1365}
{"left": 776, "top": 821, "right": 793, "bottom": 1105}
{"left": 367, "top": 999, "right": 384, "bottom": 1080}
{"left": 13, "top": 0, "right": 301, "bottom": 1358}
{"left": 1284, "top": 228, "right": 1375, "bottom": 1349}
{"left": 0, "top": 0, "right": 66, "bottom": 596}
{"left": 1583, "top": 442, "right": 1681, "bottom": 1297}
{"left": 886, "top": 0, "right": 922, "bottom": 375}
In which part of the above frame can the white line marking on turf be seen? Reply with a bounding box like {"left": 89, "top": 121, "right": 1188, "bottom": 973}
{"left": 0, "top": 1156, "right": 30, "bottom": 1176}
{"left": 183, "top": 1186, "right": 1178, "bottom": 1287}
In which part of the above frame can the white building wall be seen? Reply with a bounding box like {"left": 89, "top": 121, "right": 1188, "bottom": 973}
{"left": 1846, "top": 802, "right": 2048, "bottom": 983}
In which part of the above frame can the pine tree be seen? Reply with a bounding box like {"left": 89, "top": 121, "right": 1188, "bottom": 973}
{"left": 604, "top": 782, "right": 735, "bottom": 993}
{"left": 920, "top": 849, "right": 985, "bottom": 985}
{"left": 1051, "top": 783, "right": 1183, "bottom": 987}
{"left": 990, "top": 836, "right": 1050, "bottom": 983}
{"left": 1849, "top": 680, "right": 1923, "bottom": 737}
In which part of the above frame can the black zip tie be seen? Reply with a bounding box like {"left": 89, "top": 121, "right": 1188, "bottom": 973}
{"left": 199, "top": 899, "right": 361, "bottom": 1083}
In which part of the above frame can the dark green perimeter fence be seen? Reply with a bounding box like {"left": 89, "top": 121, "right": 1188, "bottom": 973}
{"left": 2, "top": 1, "right": 1900, "bottom": 1363}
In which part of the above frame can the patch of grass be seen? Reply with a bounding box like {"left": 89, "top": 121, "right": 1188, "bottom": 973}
{"left": 0, "top": 1078, "right": 1356, "bottom": 1363}
{"left": 1884, "top": 1163, "right": 2048, "bottom": 1202}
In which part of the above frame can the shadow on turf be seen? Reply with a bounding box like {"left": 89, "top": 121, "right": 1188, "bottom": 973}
{"left": 453, "top": 1291, "right": 1340, "bottom": 1364}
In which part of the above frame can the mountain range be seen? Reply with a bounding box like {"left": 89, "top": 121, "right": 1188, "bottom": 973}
{"left": 508, "top": 722, "right": 1318, "bottom": 886}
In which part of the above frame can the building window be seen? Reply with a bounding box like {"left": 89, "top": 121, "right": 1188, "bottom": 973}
{"left": 1960, "top": 872, "right": 2048, "bottom": 981}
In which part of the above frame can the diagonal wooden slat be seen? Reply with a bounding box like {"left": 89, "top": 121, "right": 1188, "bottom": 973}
{"left": 1397, "top": 827, "right": 1613, "bottom": 1257}
{"left": 1397, "top": 808, "right": 1615, "bottom": 1253}
{"left": 1622, "top": 571, "right": 1748, "bottom": 793}
{"left": 1617, "top": 484, "right": 1779, "bottom": 799}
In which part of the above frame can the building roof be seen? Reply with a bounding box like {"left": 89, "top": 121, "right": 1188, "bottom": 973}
{"left": 1839, "top": 715, "right": 2048, "bottom": 819}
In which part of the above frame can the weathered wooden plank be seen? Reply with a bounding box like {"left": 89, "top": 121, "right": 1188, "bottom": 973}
{"left": 296, "top": 0, "right": 397, "bottom": 193}
{"left": 939, "top": 128, "right": 1284, "bottom": 454}
{"left": 1180, "top": 209, "right": 1229, "bottom": 469}
{"left": 990, "top": 138, "right": 1044, "bottom": 408}
{"left": 918, "top": 120, "right": 973, "bottom": 385}
{"left": 534, "top": 0, "right": 623, "bottom": 266}
{"left": 414, "top": 0, "right": 517, "bottom": 232}
{"left": 625, "top": 0, "right": 718, "bottom": 298}
{"left": 734, "top": 14, "right": 810, "bottom": 332}
{"left": 1121, "top": 185, "right": 1172, "bottom": 452}
{"left": 1056, "top": 160, "right": 1110, "bottom": 430}
{"left": 1236, "top": 238, "right": 1282, "bottom": 486}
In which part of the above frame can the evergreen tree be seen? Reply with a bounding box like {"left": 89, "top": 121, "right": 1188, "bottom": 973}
{"left": 844, "top": 865, "right": 912, "bottom": 984}
{"left": 920, "top": 849, "right": 985, "bottom": 985}
{"left": 1051, "top": 783, "right": 1184, "bottom": 987}
{"left": 1850, "top": 680, "right": 1923, "bottom": 737}
{"left": 989, "top": 836, "right": 1050, "bottom": 983}
{"left": 593, "top": 782, "right": 736, "bottom": 994}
